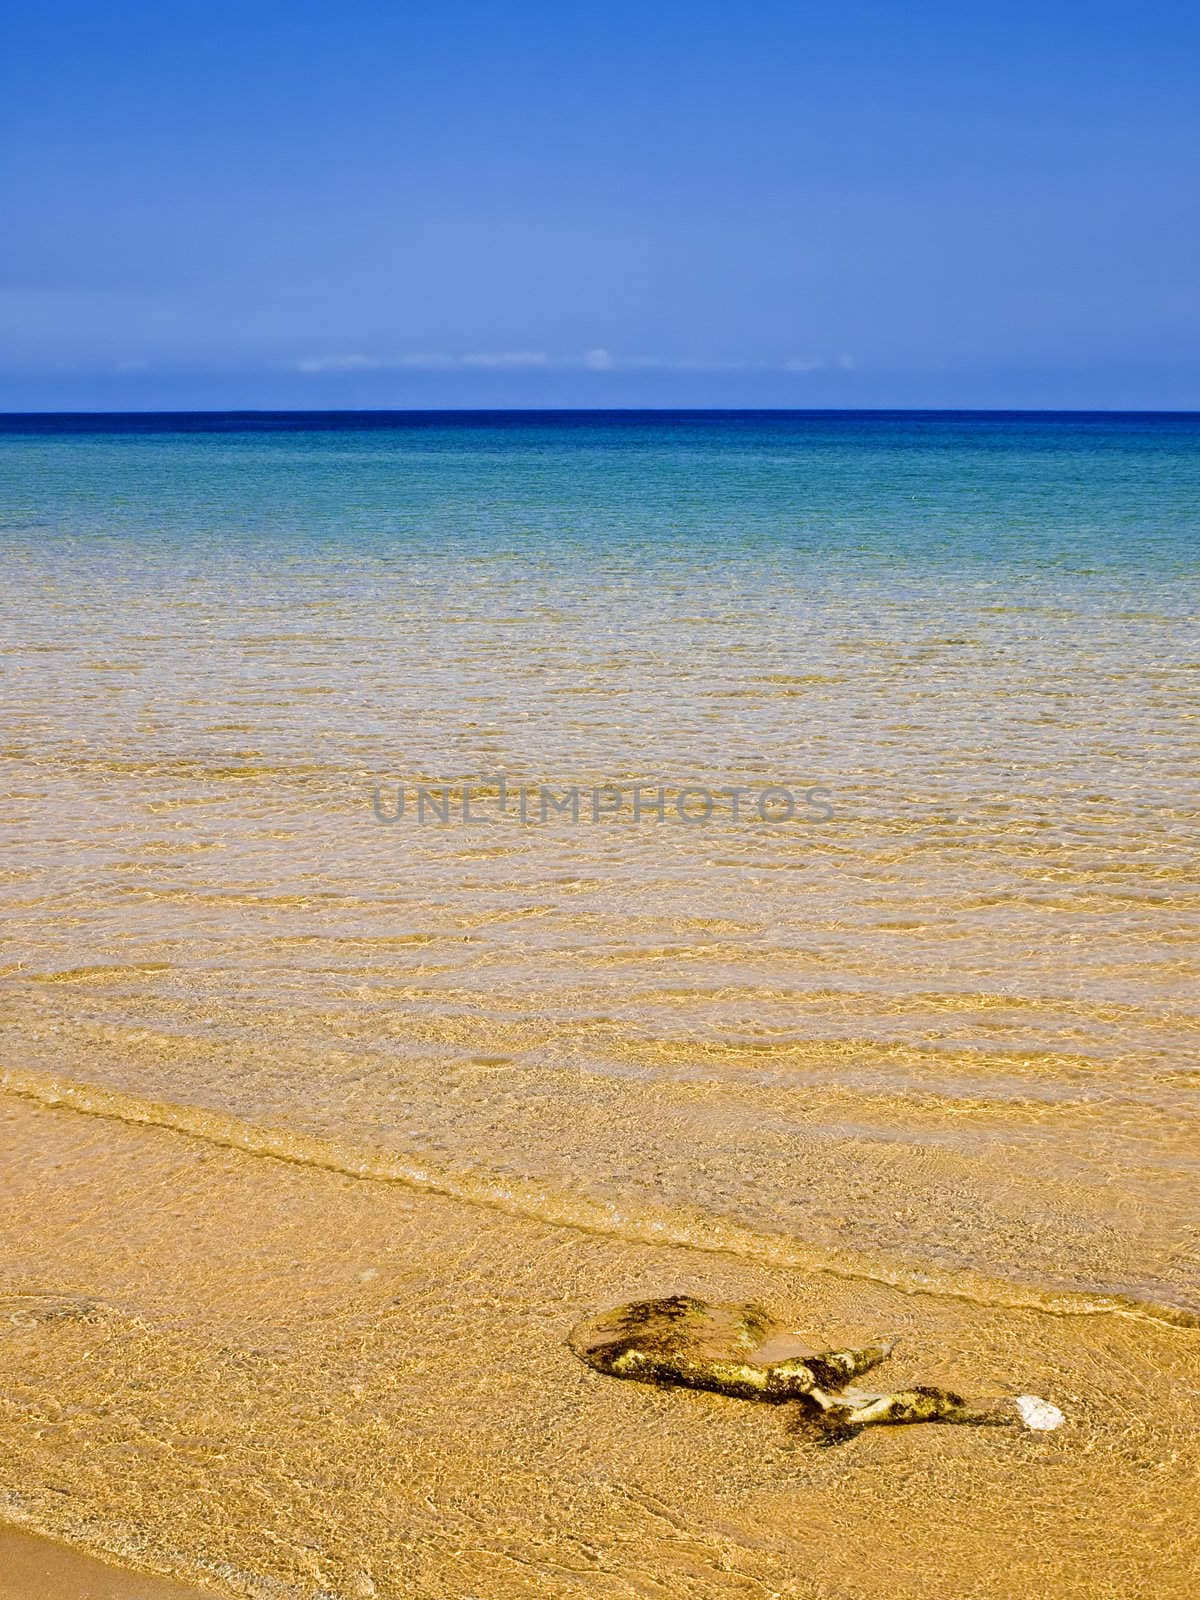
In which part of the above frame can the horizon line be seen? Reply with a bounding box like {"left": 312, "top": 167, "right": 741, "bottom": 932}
{"left": 3, "top": 404, "right": 1200, "bottom": 421}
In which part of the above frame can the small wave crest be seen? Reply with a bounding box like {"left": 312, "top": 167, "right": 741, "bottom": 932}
{"left": 2, "top": 1063, "right": 1196, "bottom": 1331}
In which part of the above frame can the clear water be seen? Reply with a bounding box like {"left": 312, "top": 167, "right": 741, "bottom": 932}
{"left": 1, "top": 410, "right": 1197, "bottom": 1317}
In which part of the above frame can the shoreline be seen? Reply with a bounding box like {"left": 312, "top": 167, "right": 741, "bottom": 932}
{"left": 5, "top": 1063, "right": 1193, "bottom": 1332}
{"left": 1, "top": 412, "right": 1195, "bottom": 1596}
{"left": 0, "top": 1526, "right": 216, "bottom": 1600}
{"left": 3, "top": 1090, "right": 1197, "bottom": 1598}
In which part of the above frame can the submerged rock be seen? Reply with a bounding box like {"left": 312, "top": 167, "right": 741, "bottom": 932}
{"left": 569, "top": 1295, "right": 1064, "bottom": 1441}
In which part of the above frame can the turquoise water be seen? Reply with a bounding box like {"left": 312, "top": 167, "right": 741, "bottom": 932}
{"left": 0, "top": 412, "right": 1196, "bottom": 569}
{"left": 2, "top": 410, "right": 1198, "bottom": 570}
{"left": 1, "top": 410, "right": 1198, "bottom": 1318}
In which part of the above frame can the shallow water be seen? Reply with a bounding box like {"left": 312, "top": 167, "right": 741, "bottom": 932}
{"left": 0, "top": 411, "right": 1198, "bottom": 1595}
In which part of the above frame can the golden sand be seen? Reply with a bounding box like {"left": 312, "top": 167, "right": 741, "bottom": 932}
{"left": 0, "top": 1527, "right": 213, "bottom": 1600}
{"left": 2, "top": 1093, "right": 1198, "bottom": 1599}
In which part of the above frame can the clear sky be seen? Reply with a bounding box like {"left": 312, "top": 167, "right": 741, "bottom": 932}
{"left": 3, "top": 0, "right": 1198, "bottom": 411}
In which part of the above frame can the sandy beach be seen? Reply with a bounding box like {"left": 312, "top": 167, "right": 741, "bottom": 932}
{"left": 1, "top": 412, "right": 1197, "bottom": 1596}
{"left": 3, "top": 1087, "right": 1199, "bottom": 1599}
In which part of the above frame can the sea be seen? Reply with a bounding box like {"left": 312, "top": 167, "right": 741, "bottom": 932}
{"left": 0, "top": 409, "right": 1197, "bottom": 1597}
{"left": 0, "top": 406, "right": 1196, "bottom": 1318}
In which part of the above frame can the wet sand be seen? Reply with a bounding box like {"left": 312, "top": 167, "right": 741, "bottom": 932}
{"left": 3, "top": 1092, "right": 1198, "bottom": 1599}
{"left": 0, "top": 1526, "right": 214, "bottom": 1600}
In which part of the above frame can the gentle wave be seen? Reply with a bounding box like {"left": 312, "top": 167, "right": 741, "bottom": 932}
{"left": 3, "top": 1063, "right": 1196, "bottom": 1332}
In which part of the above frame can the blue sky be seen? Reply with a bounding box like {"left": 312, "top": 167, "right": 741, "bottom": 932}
{"left": 3, "top": 0, "right": 1198, "bottom": 410}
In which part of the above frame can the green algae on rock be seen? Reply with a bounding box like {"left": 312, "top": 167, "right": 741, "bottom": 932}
{"left": 569, "top": 1296, "right": 1055, "bottom": 1441}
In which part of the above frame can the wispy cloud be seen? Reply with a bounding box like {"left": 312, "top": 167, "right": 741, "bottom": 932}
{"left": 784, "top": 354, "right": 856, "bottom": 373}
{"left": 295, "top": 354, "right": 385, "bottom": 373}
{"left": 458, "top": 350, "right": 549, "bottom": 369}
{"left": 585, "top": 350, "right": 765, "bottom": 372}
{"left": 296, "top": 350, "right": 549, "bottom": 374}
{"left": 295, "top": 350, "right": 857, "bottom": 375}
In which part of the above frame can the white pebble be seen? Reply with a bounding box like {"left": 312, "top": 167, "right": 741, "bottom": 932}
{"left": 1013, "top": 1393, "right": 1064, "bottom": 1430}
